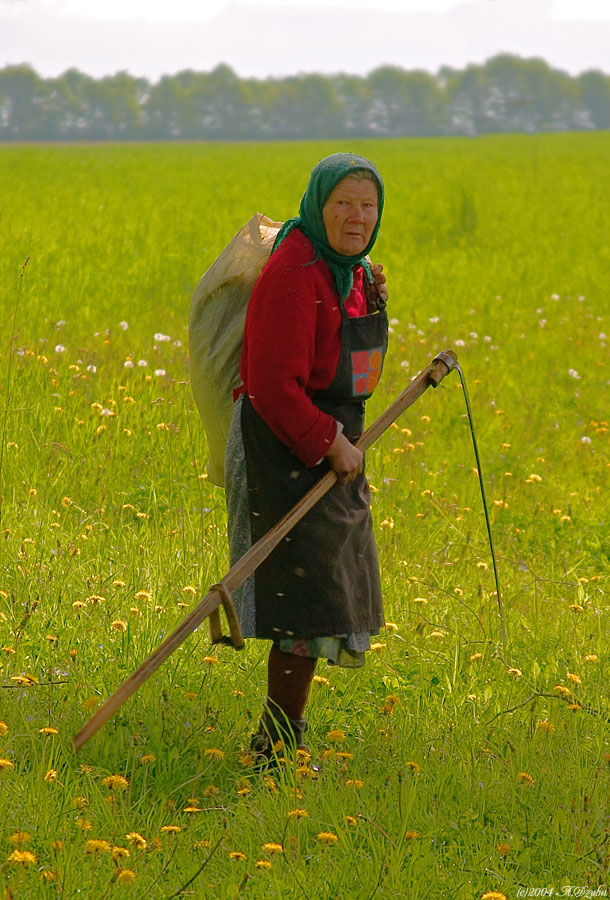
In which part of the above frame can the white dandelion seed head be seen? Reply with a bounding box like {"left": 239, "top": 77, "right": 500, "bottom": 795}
{"left": 400, "top": 360, "right": 410, "bottom": 369}
{"left": 484, "top": 335, "right": 492, "bottom": 343}
{"left": 581, "top": 436, "right": 591, "bottom": 445}
{"left": 124, "top": 360, "right": 134, "bottom": 369}
{"left": 539, "top": 319, "right": 546, "bottom": 328}
{"left": 469, "top": 332, "right": 478, "bottom": 339}
{"left": 599, "top": 333, "right": 607, "bottom": 341}
{"left": 173, "top": 339, "right": 182, "bottom": 348}
{"left": 429, "top": 316, "right": 439, "bottom": 324}
{"left": 55, "top": 344, "right": 66, "bottom": 353}
{"left": 578, "top": 295, "right": 585, "bottom": 302}
{"left": 154, "top": 333, "right": 171, "bottom": 342}
{"left": 390, "top": 318, "right": 399, "bottom": 326}
{"left": 551, "top": 293, "right": 560, "bottom": 300}
{"left": 137, "top": 359, "right": 148, "bottom": 367}
{"left": 455, "top": 339, "right": 465, "bottom": 347}
{"left": 154, "top": 369, "right": 166, "bottom": 377}
{"left": 119, "top": 321, "right": 129, "bottom": 330}
{"left": 87, "top": 365, "right": 97, "bottom": 373}
{"left": 100, "top": 408, "right": 113, "bottom": 417}
{"left": 568, "top": 369, "right": 580, "bottom": 379}
{"left": 56, "top": 320, "right": 66, "bottom": 329}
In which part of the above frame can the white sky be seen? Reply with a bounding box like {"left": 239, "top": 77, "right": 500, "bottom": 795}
{"left": 2, "top": 0, "right": 610, "bottom": 78}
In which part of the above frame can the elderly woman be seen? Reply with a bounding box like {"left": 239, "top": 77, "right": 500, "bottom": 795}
{"left": 225, "top": 152, "right": 388, "bottom": 762}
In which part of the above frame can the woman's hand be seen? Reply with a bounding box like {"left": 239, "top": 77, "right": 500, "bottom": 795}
{"left": 371, "top": 263, "right": 388, "bottom": 303}
{"left": 325, "top": 432, "right": 363, "bottom": 485}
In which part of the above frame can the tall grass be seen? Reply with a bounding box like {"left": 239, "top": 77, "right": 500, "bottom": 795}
{"left": 0, "top": 135, "right": 609, "bottom": 898}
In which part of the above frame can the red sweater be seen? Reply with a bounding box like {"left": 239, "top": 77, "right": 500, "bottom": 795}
{"left": 237, "top": 228, "right": 367, "bottom": 467}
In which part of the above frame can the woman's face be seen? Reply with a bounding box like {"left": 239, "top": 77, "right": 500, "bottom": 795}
{"left": 322, "top": 176, "right": 379, "bottom": 256}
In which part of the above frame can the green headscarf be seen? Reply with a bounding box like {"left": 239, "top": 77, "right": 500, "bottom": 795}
{"left": 272, "top": 152, "right": 385, "bottom": 302}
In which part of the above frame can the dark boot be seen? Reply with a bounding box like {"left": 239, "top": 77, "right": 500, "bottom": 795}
{"left": 250, "top": 697, "right": 308, "bottom": 767}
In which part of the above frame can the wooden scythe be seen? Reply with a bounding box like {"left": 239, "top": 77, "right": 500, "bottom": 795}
{"left": 72, "top": 349, "right": 457, "bottom": 751}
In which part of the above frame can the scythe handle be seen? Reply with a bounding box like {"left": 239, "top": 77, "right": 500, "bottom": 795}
{"left": 71, "top": 348, "right": 457, "bottom": 751}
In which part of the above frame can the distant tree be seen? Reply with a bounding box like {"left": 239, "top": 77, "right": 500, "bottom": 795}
{"left": 0, "top": 64, "right": 46, "bottom": 139}
{"left": 577, "top": 69, "right": 610, "bottom": 129}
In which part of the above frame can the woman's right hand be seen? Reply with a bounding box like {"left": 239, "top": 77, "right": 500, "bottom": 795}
{"left": 325, "top": 431, "right": 363, "bottom": 485}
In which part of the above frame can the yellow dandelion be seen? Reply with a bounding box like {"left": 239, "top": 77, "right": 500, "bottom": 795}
{"left": 12, "top": 674, "right": 39, "bottom": 685}
{"left": 506, "top": 667, "right": 522, "bottom": 678}
{"left": 184, "top": 691, "right": 197, "bottom": 701}
{"left": 9, "top": 831, "right": 32, "bottom": 845}
{"left": 345, "top": 778, "right": 363, "bottom": 788}
{"left": 516, "top": 771, "right": 534, "bottom": 786}
{"left": 470, "top": 652, "right": 483, "bottom": 661}
{"left": 134, "top": 590, "right": 152, "bottom": 600}
{"left": 113, "top": 580, "right": 126, "bottom": 587}
{"left": 111, "top": 847, "right": 131, "bottom": 860}
{"left": 102, "top": 774, "right": 129, "bottom": 791}
{"left": 85, "top": 839, "right": 112, "bottom": 854}
{"left": 111, "top": 620, "right": 128, "bottom": 632}
{"left": 204, "top": 748, "right": 225, "bottom": 761}
{"left": 228, "top": 850, "right": 247, "bottom": 861}
{"left": 140, "top": 754, "right": 156, "bottom": 765}
{"left": 569, "top": 604, "right": 584, "bottom": 612}
{"left": 345, "top": 815, "right": 358, "bottom": 826}
{"left": 203, "top": 785, "right": 219, "bottom": 797}
{"left": 255, "top": 859, "right": 273, "bottom": 869}
{"left": 39, "top": 726, "right": 59, "bottom": 735}
{"left": 384, "top": 622, "right": 398, "bottom": 631}
{"left": 261, "top": 842, "right": 283, "bottom": 854}
{"left": 287, "top": 808, "right": 309, "bottom": 819}
{"left": 496, "top": 843, "right": 511, "bottom": 856}
{"left": 313, "top": 675, "right": 330, "bottom": 686}
{"left": 160, "top": 825, "right": 182, "bottom": 834}
{"left": 316, "top": 831, "right": 338, "bottom": 845}
{"left": 326, "top": 729, "right": 346, "bottom": 743}
{"left": 584, "top": 655, "right": 598, "bottom": 663}
{"left": 41, "top": 869, "right": 57, "bottom": 881}
{"left": 405, "top": 761, "right": 421, "bottom": 773}
{"left": 116, "top": 868, "right": 136, "bottom": 884}
{"left": 184, "top": 805, "right": 202, "bottom": 813}
{"left": 8, "top": 849, "right": 37, "bottom": 865}
{"left": 75, "top": 818, "right": 92, "bottom": 831}
{"left": 568, "top": 703, "right": 582, "bottom": 712}
{"left": 370, "top": 642, "right": 384, "bottom": 651}
{"left": 566, "top": 672, "right": 581, "bottom": 684}
{"left": 193, "top": 840, "right": 211, "bottom": 849}
{"left": 0, "top": 758, "right": 15, "bottom": 771}
{"left": 481, "top": 893, "right": 508, "bottom": 900}
{"left": 51, "top": 840, "right": 64, "bottom": 851}
{"left": 0, "top": 722, "right": 8, "bottom": 736}
{"left": 404, "top": 830, "right": 419, "bottom": 840}
{"left": 537, "top": 721, "right": 555, "bottom": 733}
{"left": 554, "top": 684, "right": 571, "bottom": 697}
{"left": 125, "top": 832, "right": 147, "bottom": 849}
{"left": 182, "top": 586, "right": 197, "bottom": 596}
{"left": 202, "top": 655, "right": 220, "bottom": 665}
{"left": 413, "top": 597, "right": 428, "bottom": 604}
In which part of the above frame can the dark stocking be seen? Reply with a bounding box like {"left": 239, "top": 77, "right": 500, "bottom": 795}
{"left": 266, "top": 644, "right": 317, "bottom": 722}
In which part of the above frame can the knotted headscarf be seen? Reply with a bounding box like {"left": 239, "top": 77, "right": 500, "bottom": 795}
{"left": 272, "top": 152, "right": 385, "bottom": 302}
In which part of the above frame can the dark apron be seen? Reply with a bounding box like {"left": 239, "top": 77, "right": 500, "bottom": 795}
{"left": 241, "top": 292, "right": 388, "bottom": 640}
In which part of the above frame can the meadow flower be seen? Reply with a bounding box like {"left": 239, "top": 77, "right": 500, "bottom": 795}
{"left": 9, "top": 831, "right": 32, "bottom": 844}
{"left": 566, "top": 672, "right": 581, "bottom": 684}
{"left": 404, "top": 830, "right": 419, "bottom": 840}
{"left": 8, "top": 849, "right": 37, "bottom": 865}
{"left": 554, "top": 684, "right": 571, "bottom": 697}
{"left": 481, "top": 893, "right": 508, "bottom": 900}
{"left": 111, "top": 620, "right": 128, "bottom": 632}
{"left": 569, "top": 604, "right": 584, "bottom": 612}
{"left": 313, "top": 674, "right": 330, "bottom": 686}
{"left": 0, "top": 759, "right": 15, "bottom": 771}
{"left": 86, "top": 839, "right": 112, "bottom": 854}
{"left": 326, "top": 729, "right": 346, "bottom": 743}
{"left": 316, "top": 832, "right": 338, "bottom": 845}
{"left": 137, "top": 359, "right": 147, "bottom": 367}
{"left": 112, "top": 846, "right": 131, "bottom": 860}
{"left": 584, "top": 655, "right": 598, "bottom": 663}
{"left": 255, "top": 859, "right": 272, "bottom": 869}
{"left": 117, "top": 868, "right": 136, "bottom": 883}
{"left": 44, "top": 769, "right": 58, "bottom": 782}
{"left": 39, "top": 726, "right": 59, "bottom": 735}
{"left": 516, "top": 771, "right": 534, "bottom": 786}
{"left": 413, "top": 597, "right": 428, "bottom": 604}
{"left": 261, "top": 842, "right": 284, "bottom": 854}
{"left": 506, "top": 667, "right": 522, "bottom": 678}
{"left": 0, "top": 721, "right": 8, "bottom": 736}
{"left": 345, "top": 778, "right": 363, "bottom": 788}
{"left": 202, "top": 655, "right": 220, "bottom": 665}
{"left": 140, "top": 754, "right": 156, "bottom": 765}
{"left": 204, "top": 748, "right": 225, "bottom": 761}
{"left": 495, "top": 843, "right": 511, "bottom": 856}
{"left": 160, "top": 825, "right": 182, "bottom": 834}
{"left": 405, "top": 761, "right": 421, "bottom": 773}
{"left": 154, "top": 369, "right": 166, "bottom": 376}
{"left": 470, "top": 652, "right": 483, "bottom": 662}
{"left": 126, "top": 832, "right": 147, "bottom": 849}
{"left": 184, "top": 805, "right": 202, "bottom": 813}
{"left": 102, "top": 774, "right": 129, "bottom": 791}
{"left": 182, "top": 585, "right": 197, "bottom": 596}
{"left": 228, "top": 851, "right": 247, "bottom": 861}
{"left": 568, "top": 369, "right": 580, "bottom": 379}
{"left": 204, "top": 785, "right": 220, "bottom": 797}
{"left": 287, "top": 808, "right": 309, "bottom": 819}
{"left": 537, "top": 721, "right": 555, "bottom": 733}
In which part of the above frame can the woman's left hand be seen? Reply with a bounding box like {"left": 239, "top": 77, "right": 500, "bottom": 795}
{"left": 371, "top": 263, "right": 388, "bottom": 303}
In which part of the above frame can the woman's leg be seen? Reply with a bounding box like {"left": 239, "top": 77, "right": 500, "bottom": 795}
{"left": 267, "top": 644, "right": 317, "bottom": 722}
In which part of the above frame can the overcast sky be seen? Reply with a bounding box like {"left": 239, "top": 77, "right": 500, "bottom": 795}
{"left": 2, "top": 0, "right": 609, "bottom": 80}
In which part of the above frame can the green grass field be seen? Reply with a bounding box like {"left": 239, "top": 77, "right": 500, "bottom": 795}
{"left": 1, "top": 134, "right": 609, "bottom": 899}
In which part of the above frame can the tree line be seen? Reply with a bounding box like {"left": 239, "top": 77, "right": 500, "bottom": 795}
{"left": 1, "top": 54, "right": 609, "bottom": 141}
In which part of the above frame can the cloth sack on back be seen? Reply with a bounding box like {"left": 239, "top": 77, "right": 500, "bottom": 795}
{"left": 189, "top": 213, "right": 283, "bottom": 486}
